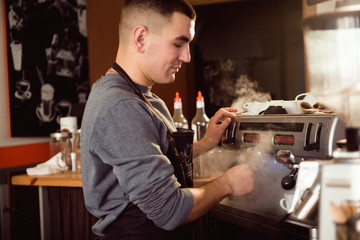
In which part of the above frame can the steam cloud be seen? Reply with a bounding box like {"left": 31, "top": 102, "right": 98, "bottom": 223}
{"left": 231, "top": 74, "right": 272, "bottom": 113}
{"left": 195, "top": 60, "right": 291, "bottom": 218}
{"left": 197, "top": 59, "right": 274, "bottom": 176}
{"left": 203, "top": 59, "right": 271, "bottom": 114}
{"left": 197, "top": 131, "right": 274, "bottom": 178}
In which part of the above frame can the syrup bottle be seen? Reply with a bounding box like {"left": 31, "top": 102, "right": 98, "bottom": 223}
{"left": 172, "top": 92, "right": 189, "bottom": 130}
{"left": 191, "top": 91, "right": 210, "bottom": 141}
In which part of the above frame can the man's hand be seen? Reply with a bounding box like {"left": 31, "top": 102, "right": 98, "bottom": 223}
{"left": 221, "top": 163, "right": 254, "bottom": 197}
{"left": 186, "top": 163, "right": 254, "bottom": 222}
{"left": 193, "top": 107, "right": 237, "bottom": 158}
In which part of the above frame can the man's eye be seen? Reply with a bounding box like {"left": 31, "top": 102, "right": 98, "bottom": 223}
{"left": 174, "top": 43, "right": 182, "bottom": 48}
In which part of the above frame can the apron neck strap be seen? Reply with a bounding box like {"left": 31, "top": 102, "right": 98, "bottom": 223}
{"left": 111, "top": 62, "right": 179, "bottom": 157}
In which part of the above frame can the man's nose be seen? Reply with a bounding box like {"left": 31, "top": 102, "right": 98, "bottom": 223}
{"left": 179, "top": 44, "right": 191, "bottom": 63}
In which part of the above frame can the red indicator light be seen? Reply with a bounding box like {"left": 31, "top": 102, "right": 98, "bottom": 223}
{"left": 244, "top": 133, "right": 261, "bottom": 143}
{"left": 274, "top": 135, "right": 295, "bottom": 146}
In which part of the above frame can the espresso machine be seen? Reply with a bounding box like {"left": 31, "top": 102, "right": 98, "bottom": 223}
{"left": 302, "top": 1, "right": 360, "bottom": 239}
{"left": 212, "top": 113, "right": 345, "bottom": 239}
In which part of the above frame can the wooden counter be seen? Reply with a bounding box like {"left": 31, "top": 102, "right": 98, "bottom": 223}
{"left": 10, "top": 172, "right": 216, "bottom": 240}
{"left": 11, "top": 171, "right": 82, "bottom": 187}
{"left": 11, "top": 171, "right": 84, "bottom": 240}
{"left": 11, "top": 171, "right": 215, "bottom": 188}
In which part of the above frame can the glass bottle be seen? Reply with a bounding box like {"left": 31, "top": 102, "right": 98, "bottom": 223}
{"left": 191, "top": 91, "right": 209, "bottom": 141}
{"left": 191, "top": 91, "right": 210, "bottom": 178}
{"left": 172, "top": 92, "right": 189, "bottom": 129}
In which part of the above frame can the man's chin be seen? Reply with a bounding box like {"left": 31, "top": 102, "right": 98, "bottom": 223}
{"left": 163, "top": 74, "right": 176, "bottom": 84}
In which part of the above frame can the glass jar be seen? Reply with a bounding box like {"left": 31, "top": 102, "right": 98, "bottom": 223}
{"left": 74, "top": 129, "right": 81, "bottom": 172}
{"left": 50, "top": 131, "right": 72, "bottom": 170}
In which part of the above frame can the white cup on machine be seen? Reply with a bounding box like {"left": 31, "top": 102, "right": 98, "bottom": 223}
{"left": 243, "top": 100, "right": 302, "bottom": 115}
{"left": 295, "top": 92, "right": 318, "bottom": 106}
{"left": 243, "top": 101, "right": 270, "bottom": 115}
{"left": 268, "top": 100, "right": 303, "bottom": 114}
{"left": 280, "top": 192, "right": 295, "bottom": 211}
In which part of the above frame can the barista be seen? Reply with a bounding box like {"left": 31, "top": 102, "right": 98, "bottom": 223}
{"left": 80, "top": 0, "right": 255, "bottom": 239}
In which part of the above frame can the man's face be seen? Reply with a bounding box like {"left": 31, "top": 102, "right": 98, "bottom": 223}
{"left": 141, "top": 12, "right": 195, "bottom": 86}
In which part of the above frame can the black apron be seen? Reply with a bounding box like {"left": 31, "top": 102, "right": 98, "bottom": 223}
{"left": 102, "top": 64, "right": 195, "bottom": 240}
{"left": 102, "top": 129, "right": 194, "bottom": 240}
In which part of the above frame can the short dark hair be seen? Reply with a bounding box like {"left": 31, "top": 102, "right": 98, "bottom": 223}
{"left": 122, "top": 0, "right": 197, "bottom": 20}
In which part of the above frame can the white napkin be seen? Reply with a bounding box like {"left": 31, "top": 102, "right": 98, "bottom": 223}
{"left": 26, "top": 152, "right": 67, "bottom": 176}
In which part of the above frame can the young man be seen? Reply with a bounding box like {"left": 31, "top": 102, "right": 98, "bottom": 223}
{"left": 81, "top": 0, "right": 254, "bottom": 239}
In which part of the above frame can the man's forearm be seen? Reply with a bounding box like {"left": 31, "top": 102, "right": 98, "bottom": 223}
{"left": 192, "top": 138, "right": 215, "bottom": 158}
{"left": 193, "top": 140, "right": 206, "bottom": 158}
{"left": 185, "top": 176, "right": 231, "bottom": 223}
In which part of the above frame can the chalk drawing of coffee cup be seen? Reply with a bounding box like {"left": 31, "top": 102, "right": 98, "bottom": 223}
{"left": 77, "top": 85, "right": 88, "bottom": 103}
{"left": 14, "top": 79, "right": 31, "bottom": 100}
{"left": 36, "top": 84, "right": 55, "bottom": 122}
{"left": 10, "top": 41, "right": 22, "bottom": 71}
{"left": 56, "top": 99, "right": 72, "bottom": 124}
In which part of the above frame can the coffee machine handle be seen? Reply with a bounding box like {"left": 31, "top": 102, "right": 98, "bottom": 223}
{"left": 281, "top": 168, "right": 299, "bottom": 190}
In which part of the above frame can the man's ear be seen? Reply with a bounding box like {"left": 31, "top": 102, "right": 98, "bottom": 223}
{"left": 133, "top": 25, "right": 147, "bottom": 53}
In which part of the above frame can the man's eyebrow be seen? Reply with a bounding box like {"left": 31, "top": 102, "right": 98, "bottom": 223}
{"left": 176, "top": 35, "right": 190, "bottom": 42}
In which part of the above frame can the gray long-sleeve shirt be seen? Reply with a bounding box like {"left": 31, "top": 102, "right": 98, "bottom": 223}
{"left": 81, "top": 73, "right": 193, "bottom": 236}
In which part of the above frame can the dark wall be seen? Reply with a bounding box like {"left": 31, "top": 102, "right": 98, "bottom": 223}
{"left": 192, "top": 0, "right": 305, "bottom": 117}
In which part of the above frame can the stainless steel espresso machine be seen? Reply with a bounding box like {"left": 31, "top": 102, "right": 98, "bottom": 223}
{"left": 210, "top": 2, "right": 360, "bottom": 239}
{"left": 211, "top": 114, "right": 345, "bottom": 239}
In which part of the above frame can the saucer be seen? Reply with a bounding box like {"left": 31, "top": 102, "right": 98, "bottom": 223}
{"left": 15, "top": 90, "right": 32, "bottom": 100}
